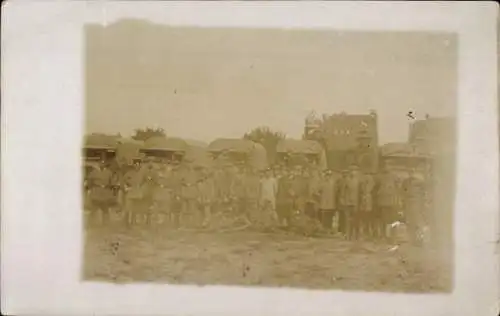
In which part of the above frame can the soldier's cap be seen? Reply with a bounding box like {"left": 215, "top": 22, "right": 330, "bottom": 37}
{"left": 323, "top": 169, "right": 332, "bottom": 175}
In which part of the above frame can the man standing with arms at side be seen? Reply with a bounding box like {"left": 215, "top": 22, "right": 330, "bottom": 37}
{"left": 244, "top": 167, "right": 261, "bottom": 225}
{"left": 318, "top": 169, "right": 337, "bottom": 232}
{"left": 88, "top": 160, "right": 114, "bottom": 226}
{"left": 197, "top": 167, "right": 215, "bottom": 228}
{"left": 169, "top": 160, "right": 184, "bottom": 229}
{"left": 401, "top": 168, "right": 426, "bottom": 245}
{"left": 359, "top": 170, "right": 376, "bottom": 239}
{"left": 303, "top": 168, "right": 320, "bottom": 220}
{"left": 375, "top": 167, "right": 400, "bottom": 242}
{"left": 337, "top": 169, "right": 350, "bottom": 236}
{"left": 123, "top": 159, "right": 145, "bottom": 227}
{"left": 152, "top": 162, "right": 173, "bottom": 226}
{"left": 259, "top": 167, "right": 278, "bottom": 227}
{"left": 341, "top": 165, "right": 361, "bottom": 240}
{"left": 276, "top": 168, "right": 295, "bottom": 228}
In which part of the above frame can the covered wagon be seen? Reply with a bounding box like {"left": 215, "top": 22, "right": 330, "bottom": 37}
{"left": 207, "top": 138, "right": 268, "bottom": 170}
{"left": 276, "top": 139, "right": 327, "bottom": 170}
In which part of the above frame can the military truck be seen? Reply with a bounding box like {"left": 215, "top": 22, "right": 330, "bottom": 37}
{"left": 141, "top": 136, "right": 188, "bottom": 163}
{"left": 379, "top": 142, "right": 431, "bottom": 179}
{"left": 83, "top": 134, "right": 119, "bottom": 162}
{"left": 275, "top": 139, "right": 327, "bottom": 170}
{"left": 304, "top": 111, "right": 379, "bottom": 172}
{"left": 207, "top": 138, "right": 268, "bottom": 170}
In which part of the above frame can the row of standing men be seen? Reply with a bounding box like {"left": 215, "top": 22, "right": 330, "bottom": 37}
{"left": 85, "top": 159, "right": 430, "bottom": 242}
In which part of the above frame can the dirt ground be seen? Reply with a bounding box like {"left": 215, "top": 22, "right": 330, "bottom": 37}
{"left": 82, "top": 215, "right": 453, "bottom": 292}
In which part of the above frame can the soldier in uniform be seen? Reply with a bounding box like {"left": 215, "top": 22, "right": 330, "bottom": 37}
{"left": 197, "top": 167, "right": 215, "bottom": 228}
{"left": 122, "top": 159, "right": 145, "bottom": 227}
{"left": 359, "top": 170, "right": 376, "bottom": 239}
{"left": 318, "top": 169, "right": 337, "bottom": 232}
{"left": 340, "top": 166, "right": 361, "bottom": 240}
{"left": 304, "top": 168, "right": 321, "bottom": 220}
{"left": 151, "top": 162, "right": 173, "bottom": 226}
{"left": 244, "top": 167, "right": 261, "bottom": 225}
{"left": 141, "top": 159, "right": 160, "bottom": 225}
{"left": 291, "top": 166, "right": 308, "bottom": 217}
{"left": 259, "top": 167, "right": 278, "bottom": 226}
{"left": 169, "top": 161, "right": 184, "bottom": 229}
{"left": 88, "top": 160, "right": 115, "bottom": 226}
{"left": 375, "top": 168, "right": 400, "bottom": 242}
{"left": 276, "top": 169, "right": 295, "bottom": 228}
{"left": 181, "top": 165, "right": 200, "bottom": 228}
{"left": 232, "top": 166, "right": 253, "bottom": 227}
{"left": 401, "top": 168, "right": 426, "bottom": 244}
{"left": 214, "top": 164, "right": 235, "bottom": 214}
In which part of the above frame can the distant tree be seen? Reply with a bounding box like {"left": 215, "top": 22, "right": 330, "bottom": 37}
{"left": 131, "top": 127, "right": 166, "bottom": 141}
{"left": 244, "top": 126, "right": 286, "bottom": 164}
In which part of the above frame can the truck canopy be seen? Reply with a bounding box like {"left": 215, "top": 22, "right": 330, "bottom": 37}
{"left": 115, "top": 138, "right": 144, "bottom": 166}
{"left": 380, "top": 142, "right": 430, "bottom": 159}
{"left": 208, "top": 138, "right": 256, "bottom": 153}
{"left": 276, "top": 139, "right": 323, "bottom": 154}
{"left": 276, "top": 139, "right": 327, "bottom": 170}
{"left": 144, "top": 136, "right": 188, "bottom": 152}
{"left": 208, "top": 138, "right": 268, "bottom": 170}
{"left": 83, "top": 134, "right": 120, "bottom": 149}
{"left": 183, "top": 140, "right": 213, "bottom": 168}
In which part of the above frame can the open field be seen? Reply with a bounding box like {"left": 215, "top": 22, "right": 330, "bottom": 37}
{"left": 83, "top": 220, "right": 452, "bottom": 292}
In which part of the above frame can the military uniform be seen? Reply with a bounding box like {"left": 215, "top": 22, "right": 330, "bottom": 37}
{"left": 181, "top": 168, "right": 200, "bottom": 228}
{"left": 123, "top": 165, "right": 146, "bottom": 226}
{"left": 140, "top": 164, "right": 159, "bottom": 224}
{"left": 233, "top": 173, "right": 248, "bottom": 216}
{"left": 402, "top": 173, "right": 426, "bottom": 243}
{"left": 304, "top": 172, "right": 321, "bottom": 220}
{"left": 260, "top": 170, "right": 278, "bottom": 226}
{"left": 339, "top": 171, "right": 361, "bottom": 240}
{"left": 318, "top": 171, "right": 338, "bottom": 231}
{"left": 276, "top": 174, "right": 295, "bottom": 227}
{"left": 214, "top": 168, "right": 233, "bottom": 212}
{"left": 169, "top": 166, "right": 184, "bottom": 228}
{"left": 359, "top": 173, "right": 376, "bottom": 237}
{"left": 291, "top": 172, "right": 308, "bottom": 214}
{"left": 375, "top": 171, "right": 400, "bottom": 240}
{"left": 88, "top": 166, "right": 114, "bottom": 224}
{"left": 244, "top": 171, "right": 261, "bottom": 223}
{"left": 152, "top": 165, "right": 173, "bottom": 225}
{"left": 197, "top": 174, "right": 215, "bottom": 227}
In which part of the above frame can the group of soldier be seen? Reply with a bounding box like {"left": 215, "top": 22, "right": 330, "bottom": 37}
{"left": 84, "top": 157, "right": 431, "bottom": 244}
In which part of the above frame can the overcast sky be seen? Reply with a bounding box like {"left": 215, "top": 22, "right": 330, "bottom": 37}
{"left": 85, "top": 20, "right": 457, "bottom": 144}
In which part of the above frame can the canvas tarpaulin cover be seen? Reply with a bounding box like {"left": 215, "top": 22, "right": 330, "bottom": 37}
{"left": 208, "top": 138, "right": 268, "bottom": 170}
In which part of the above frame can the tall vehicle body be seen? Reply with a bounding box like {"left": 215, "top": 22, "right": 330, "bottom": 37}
{"left": 408, "top": 116, "right": 456, "bottom": 249}
{"left": 304, "top": 110, "right": 379, "bottom": 172}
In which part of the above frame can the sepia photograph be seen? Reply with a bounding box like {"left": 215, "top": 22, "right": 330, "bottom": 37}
{"left": 83, "top": 19, "right": 457, "bottom": 292}
{"left": 2, "top": 2, "right": 498, "bottom": 316}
